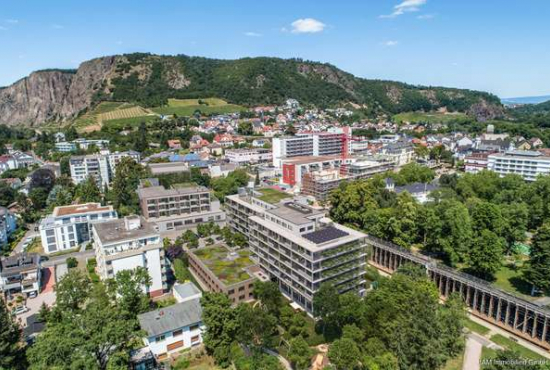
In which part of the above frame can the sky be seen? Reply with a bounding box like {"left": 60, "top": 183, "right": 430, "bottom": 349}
{"left": 1, "top": 0, "right": 549, "bottom": 98}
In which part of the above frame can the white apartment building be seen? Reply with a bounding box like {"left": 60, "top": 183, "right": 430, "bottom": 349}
{"left": 272, "top": 128, "right": 352, "bottom": 167}
{"left": 225, "top": 190, "right": 367, "bottom": 314}
{"left": 55, "top": 138, "right": 110, "bottom": 152}
{"left": 39, "top": 203, "right": 117, "bottom": 254}
{"left": 225, "top": 148, "right": 272, "bottom": 164}
{"left": 93, "top": 216, "right": 167, "bottom": 297}
{"left": 0, "top": 207, "right": 17, "bottom": 248}
{"left": 487, "top": 150, "right": 550, "bottom": 181}
{"left": 378, "top": 142, "right": 415, "bottom": 167}
{"left": 69, "top": 150, "right": 140, "bottom": 188}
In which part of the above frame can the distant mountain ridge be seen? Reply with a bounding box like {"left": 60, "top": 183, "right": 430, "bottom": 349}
{"left": 0, "top": 53, "right": 504, "bottom": 126}
{"left": 501, "top": 95, "right": 550, "bottom": 106}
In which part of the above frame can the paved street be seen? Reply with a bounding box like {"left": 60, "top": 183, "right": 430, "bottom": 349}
{"left": 11, "top": 223, "right": 38, "bottom": 255}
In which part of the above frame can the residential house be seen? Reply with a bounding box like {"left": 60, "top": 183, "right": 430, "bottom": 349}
{"left": 0, "top": 253, "right": 41, "bottom": 298}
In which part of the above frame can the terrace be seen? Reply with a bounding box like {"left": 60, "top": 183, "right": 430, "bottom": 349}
{"left": 192, "top": 245, "right": 254, "bottom": 285}
{"left": 255, "top": 188, "right": 291, "bottom": 204}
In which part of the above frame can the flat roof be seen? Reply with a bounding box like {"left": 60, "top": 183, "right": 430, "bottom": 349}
{"left": 255, "top": 188, "right": 291, "bottom": 204}
{"left": 266, "top": 202, "right": 324, "bottom": 225}
{"left": 137, "top": 184, "right": 210, "bottom": 199}
{"left": 53, "top": 203, "right": 113, "bottom": 217}
{"left": 138, "top": 299, "right": 202, "bottom": 337}
{"left": 93, "top": 217, "right": 158, "bottom": 245}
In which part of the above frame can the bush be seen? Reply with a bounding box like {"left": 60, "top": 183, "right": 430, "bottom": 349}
{"left": 66, "top": 257, "right": 78, "bottom": 269}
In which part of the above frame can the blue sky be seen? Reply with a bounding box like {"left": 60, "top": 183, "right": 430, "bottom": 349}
{"left": 1, "top": 0, "right": 549, "bottom": 98}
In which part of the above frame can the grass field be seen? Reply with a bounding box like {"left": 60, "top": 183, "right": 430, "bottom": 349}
{"left": 392, "top": 111, "right": 470, "bottom": 124}
{"left": 464, "top": 318, "right": 491, "bottom": 336}
{"left": 100, "top": 115, "right": 158, "bottom": 130}
{"left": 193, "top": 246, "right": 253, "bottom": 285}
{"left": 152, "top": 98, "right": 246, "bottom": 116}
{"left": 492, "top": 263, "right": 536, "bottom": 301}
{"left": 442, "top": 352, "right": 464, "bottom": 370}
{"left": 490, "top": 334, "right": 547, "bottom": 360}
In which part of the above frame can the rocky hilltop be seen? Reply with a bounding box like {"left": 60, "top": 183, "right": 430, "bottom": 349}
{"left": 0, "top": 53, "right": 505, "bottom": 126}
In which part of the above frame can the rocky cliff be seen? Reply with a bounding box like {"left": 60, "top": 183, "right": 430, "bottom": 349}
{"left": 0, "top": 53, "right": 504, "bottom": 126}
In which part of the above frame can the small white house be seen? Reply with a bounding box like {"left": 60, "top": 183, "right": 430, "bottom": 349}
{"left": 137, "top": 283, "right": 204, "bottom": 360}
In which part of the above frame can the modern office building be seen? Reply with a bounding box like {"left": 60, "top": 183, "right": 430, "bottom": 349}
{"left": 272, "top": 128, "right": 352, "bottom": 167}
{"left": 39, "top": 203, "right": 117, "bottom": 254}
{"left": 281, "top": 155, "right": 352, "bottom": 187}
{"left": 0, "top": 253, "right": 41, "bottom": 298}
{"left": 137, "top": 182, "right": 225, "bottom": 232}
{"left": 0, "top": 207, "right": 17, "bottom": 248}
{"left": 487, "top": 150, "right": 550, "bottom": 181}
{"left": 225, "top": 189, "right": 368, "bottom": 313}
{"left": 69, "top": 150, "right": 140, "bottom": 188}
{"left": 92, "top": 216, "right": 167, "bottom": 297}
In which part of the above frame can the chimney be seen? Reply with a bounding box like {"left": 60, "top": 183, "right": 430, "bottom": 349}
{"left": 124, "top": 216, "right": 141, "bottom": 231}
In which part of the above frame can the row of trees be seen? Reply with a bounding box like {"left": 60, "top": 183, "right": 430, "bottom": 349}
{"left": 330, "top": 170, "right": 550, "bottom": 289}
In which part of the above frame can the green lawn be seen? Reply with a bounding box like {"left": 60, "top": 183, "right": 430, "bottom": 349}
{"left": 480, "top": 346, "right": 499, "bottom": 365}
{"left": 464, "top": 318, "right": 490, "bottom": 336}
{"left": 167, "top": 98, "right": 229, "bottom": 107}
{"left": 256, "top": 188, "right": 291, "bottom": 204}
{"left": 492, "top": 263, "right": 536, "bottom": 301}
{"left": 26, "top": 238, "right": 44, "bottom": 254}
{"left": 490, "top": 334, "right": 547, "bottom": 360}
{"left": 392, "top": 111, "right": 470, "bottom": 124}
{"left": 442, "top": 352, "right": 464, "bottom": 370}
{"left": 193, "top": 246, "right": 253, "bottom": 285}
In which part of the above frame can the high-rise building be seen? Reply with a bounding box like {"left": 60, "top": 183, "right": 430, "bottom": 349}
{"left": 225, "top": 189, "right": 367, "bottom": 313}
{"left": 39, "top": 203, "right": 117, "bottom": 254}
{"left": 92, "top": 216, "right": 167, "bottom": 297}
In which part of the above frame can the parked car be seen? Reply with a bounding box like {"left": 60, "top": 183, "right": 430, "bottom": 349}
{"left": 28, "top": 291, "right": 37, "bottom": 299}
{"left": 13, "top": 306, "right": 29, "bottom": 315}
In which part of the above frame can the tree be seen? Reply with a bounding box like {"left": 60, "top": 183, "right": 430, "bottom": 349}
{"left": 235, "top": 304, "right": 277, "bottom": 348}
{"left": 313, "top": 283, "right": 340, "bottom": 334}
{"left": 106, "top": 267, "right": 151, "bottom": 318}
{"left": 76, "top": 176, "right": 102, "bottom": 203}
{"left": 328, "top": 338, "right": 361, "bottom": 370}
{"left": 54, "top": 269, "right": 92, "bottom": 312}
{"left": 524, "top": 223, "right": 550, "bottom": 294}
{"left": 29, "top": 187, "right": 49, "bottom": 210}
{"left": 237, "top": 121, "right": 253, "bottom": 135}
{"left": 0, "top": 299, "right": 23, "bottom": 369}
{"left": 29, "top": 168, "right": 56, "bottom": 192}
{"left": 468, "top": 230, "right": 504, "bottom": 279}
{"left": 66, "top": 257, "right": 78, "bottom": 269}
{"left": 287, "top": 336, "right": 312, "bottom": 370}
{"left": 201, "top": 293, "right": 237, "bottom": 367}
{"left": 253, "top": 281, "right": 283, "bottom": 316}
{"left": 110, "top": 157, "right": 146, "bottom": 214}
{"left": 341, "top": 324, "right": 364, "bottom": 343}
{"left": 133, "top": 122, "right": 149, "bottom": 152}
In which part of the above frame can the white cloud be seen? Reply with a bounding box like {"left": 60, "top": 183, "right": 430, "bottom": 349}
{"left": 417, "top": 13, "right": 435, "bottom": 20}
{"left": 244, "top": 31, "right": 262, "bottom": 37}
{"left": 382, "top": 40, "right": 399, "bottom": 47}
{"left": 5, "top": 19, "right": 18, "bottom": 24}
{"left": 380, "top": 0, "right": 427, "bottom": 18}
{"left": 51, "top": 23, "right": 64, "bottom": 29}
{"left": 289, "top": 18, "right": 326, "bottom": 34}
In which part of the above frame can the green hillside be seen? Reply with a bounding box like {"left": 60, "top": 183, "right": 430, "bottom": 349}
{"left": 93, "top": 53, "right": 503, "bottom": 119}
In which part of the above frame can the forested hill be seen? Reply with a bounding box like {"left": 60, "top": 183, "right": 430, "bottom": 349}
{"left": 511, "top": 99, "right": 550, "bottom": 116}
{"left": 0, "top": 53, "right": 504, "bottom": 126}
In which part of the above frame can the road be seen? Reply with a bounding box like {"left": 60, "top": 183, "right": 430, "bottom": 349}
{"left": 11, "top": 223, "right": 38, "bottom": 255}
{"left": 463, "top": 334, "right": 483, "bottom": 370}
{"left": 41, "top": 250, "right": 95, "bottom": 268}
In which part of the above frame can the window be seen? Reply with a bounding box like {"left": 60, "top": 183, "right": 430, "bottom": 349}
{"left": 155, "top": 334, "right": 166, "bottom": 342}
{"left": 172, "top": 329, "right": 183, "bottom": 336}
{"left": 189, "top": 324, "right": 200, "bottom": 331}
{"left": 238, "top": 286, "right": 245, "bottom": 292}
{"left": 239, "top": 295, "right": 245, "bottom": 300}
{"left": 191, "top": 335, "right": 200, "bottom": 344}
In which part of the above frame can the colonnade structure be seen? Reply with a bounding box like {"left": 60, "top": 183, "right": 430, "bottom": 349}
{"left": 367, "top": 236, "right": 550, "bottom": 351}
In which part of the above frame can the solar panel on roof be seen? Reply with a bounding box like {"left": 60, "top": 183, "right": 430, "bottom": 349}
{"left": 303, "top": 226, "right": 349, "bottom": 244}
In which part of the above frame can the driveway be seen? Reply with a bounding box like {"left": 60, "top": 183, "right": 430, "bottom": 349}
{"left": 15, "top": 267, "right": 56, "bottom": 327}
{"left": 11, "top": 224, "right": 38, "bottom": 255}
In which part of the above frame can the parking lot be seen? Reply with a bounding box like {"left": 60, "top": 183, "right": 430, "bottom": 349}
{"left": 11, "top": 267, "right": 56, "bottom": 327}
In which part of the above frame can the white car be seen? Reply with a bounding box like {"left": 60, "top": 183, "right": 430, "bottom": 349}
{"left": 13, "top": 306, "right": 29, "bottom": 315}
